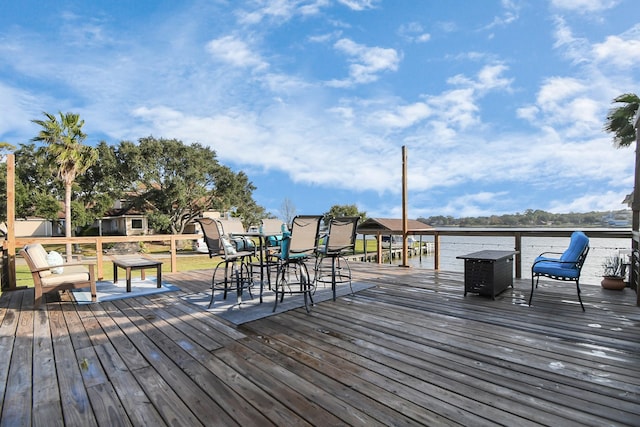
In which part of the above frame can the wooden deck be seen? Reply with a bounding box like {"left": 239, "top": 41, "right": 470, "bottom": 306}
{"left": 1, "top": 262, "right": 639, "bottom": 426}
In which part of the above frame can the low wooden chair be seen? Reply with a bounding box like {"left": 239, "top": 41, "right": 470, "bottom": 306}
{"left": 20, "top": 243, "right": 96, "bottom": 308}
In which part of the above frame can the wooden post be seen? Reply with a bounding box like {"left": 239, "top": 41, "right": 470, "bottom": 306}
{"left": 362, "top": 235, "right": 367, "bottom": 262}
{"left": 5, "top": 154, "right": 16, "bottom": 290}
{"left": 376, "top": 233, "right": 382, "bottom": 264}
{"left": 514, "top": 232, "right": 522, "bottom": 279}
{"left": 401, "top": 146, "right": 409, "bottom": 267}
{"left": 632, "top": 125, "right": 639, "bottom": 299}
{"left": 434, "top": 232, "right": 440, "bottom": 270}
{"left": 171, "top": 236, "right": 177, "bottom": 273}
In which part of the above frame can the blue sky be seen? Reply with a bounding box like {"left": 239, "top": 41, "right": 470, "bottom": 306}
{"left": 1, "top": 0, "right": 639, "bottom": 220}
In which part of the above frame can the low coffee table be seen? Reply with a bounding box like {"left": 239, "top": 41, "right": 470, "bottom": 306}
{"left": 112, "top": 256, "right": 163, "bottom": 292}
{"left": 456, "top": 250, "right": 517, "bottom": 299}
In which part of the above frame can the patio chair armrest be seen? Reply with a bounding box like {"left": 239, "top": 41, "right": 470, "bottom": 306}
{"left": 537, "top": 251, "right": 563, "bottom": 257}
{"left": 532, "top": 257, "right": 578, "bottom": 268}
{"left": 30, "top": 260, "right": 96, "bottom": 273}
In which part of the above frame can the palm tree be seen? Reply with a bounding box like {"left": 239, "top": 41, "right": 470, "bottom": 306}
{"left": 604, "top": 93, "right": 639, "bottom": 147}
{"left": 32, "top": 112, "right": 97, "bottom": 261}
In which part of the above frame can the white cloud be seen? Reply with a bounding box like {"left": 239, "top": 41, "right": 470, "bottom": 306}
{"left": 552, "top": 16, "right": 592, "bottom": 64}
{"left": 206, "top": 36, "right": 269, "bottom": 70}
{"left": 483, "top": 0, "right": 520, "bottom": 30}
{"left": 398, "top": 22, "right": 431, "bottom": 43}
{"left": 237, "top": 0, "right": 330, "bottom": 25}
{"left": 550, "top": 0, "right": 620, "bottom": 12}
{"left": 336, "top": 0, "right": 379, "bottom": 11}
{"left": 592, "top": 24, "right": 640, "bottom": 68}
{"left": 447, "top": 63, "right": 512, "bottom": 92}
{"left": 547, "top": 190, "right": 628, "bottom": 213}
{"left": 371, "top": 102, "right": 432, "bottom": 129}
{"left": 0, "top": 83, "right": 39, "bottom": 139}
{"left": 537, "top": 77, "right": 585, "bottom": 108}
{"left": 327, "top": 38, "right": 400, "bottom": 86}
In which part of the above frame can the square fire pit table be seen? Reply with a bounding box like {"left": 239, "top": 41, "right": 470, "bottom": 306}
{"left": 456, "top": 250, "right": 517, "bottom": 300}
{"left": 112, "top": 256, "right": 163, "bottom": 292}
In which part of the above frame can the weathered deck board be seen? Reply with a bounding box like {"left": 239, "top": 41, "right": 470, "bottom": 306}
{"left": 0, "top": 262, "right": 639, "bottom": 426}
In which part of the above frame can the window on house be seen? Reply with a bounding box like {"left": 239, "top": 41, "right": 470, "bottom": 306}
{"left": 132, "top": 219, "right": 143, "bottom": 229}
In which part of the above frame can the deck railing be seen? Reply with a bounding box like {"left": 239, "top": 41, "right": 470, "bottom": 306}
{"left": 360, "top": 227, "right": 633, "bottom": 280}
{"left": 2, "top": 228, "right": 635, "bottom": 293}
{"left": 3, "top": 234, "right": 200, "bottom": 290}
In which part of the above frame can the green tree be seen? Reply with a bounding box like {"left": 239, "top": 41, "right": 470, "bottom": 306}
{"left": 322, "top": 204, "right": 366, "bottom": 225}
{"left": 31, "top": 112, "right": 97, "bottom": 260}
{"left": 604, "top": 93, "right": 639, "bottom": 148}
{"left": 121, "top": 137, "right": 260, "bottom": 234}
{"left": 13, "top": 143, "right": 61, "bottom": 221}
{"left": 74, "top": 141, "right": 132, "bottom": 234}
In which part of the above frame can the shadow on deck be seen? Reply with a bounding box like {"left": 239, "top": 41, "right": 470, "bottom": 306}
{"left": 0, "top": 262, "right": 639, "bottom": 426}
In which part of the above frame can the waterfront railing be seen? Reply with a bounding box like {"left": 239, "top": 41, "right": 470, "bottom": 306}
{"left": 2, "top": 227, "right": 633, "bottom": 290}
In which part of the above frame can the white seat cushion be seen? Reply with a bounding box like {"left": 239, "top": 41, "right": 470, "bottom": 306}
{"left": 40, "top": 265, "right": 91, "bottom": 287}
{"left": 25, "top": 244, "right": 52, "bottom": 278}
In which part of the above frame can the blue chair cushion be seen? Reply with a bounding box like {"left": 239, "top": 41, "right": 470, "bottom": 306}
{"left": 231, "top": 237, "right": 255, "bottom": 252}
{"left": 267, "top": 235, "right": 283, "bottom": 247}
{"left": 559, "top": 231, "right": 589, "bottom": 267}
{"left": 532, "top": 259, "right": 580, "bottom": 279}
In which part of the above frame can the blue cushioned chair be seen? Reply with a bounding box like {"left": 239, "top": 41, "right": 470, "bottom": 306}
{"left": 530, "top": 231, "right": 590, "bottom": 311}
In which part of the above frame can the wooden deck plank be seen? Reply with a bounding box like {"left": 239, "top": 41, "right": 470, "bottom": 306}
{"left": 32, "top": 308, "right": 64, "bottom": 427}
{"left": 237, "top": 333, "right": 407, "bottom": 427}
{"left": 303, "top": 298, "right": 629, "bottom": 426}
{"left": 1, "top": 263, "right": 639, "bottom": 426}
{"left": 88, "top": 301, "right": 151, "bottom": 372}
{"left": 132, "top": 365, "right": 204, "bottom": 427}
{"left": 133, "top": 295, "right": 224, "bottom": 352}
{"left": 254, "top": 310, "right": 527, "bottom": 426}
{"left": 1, "top": 291, "right": 33, "bottom": 426}
{"left": 107, "top": 299, "right": 221, "bottom": 426}
{"left": 85, "top": 382, "right": 133, "bottom": 427}
{"left": 48, "top": 303, "right": 98, "bottom": 426}
{"left": 242, "top": 317, "right": 464, "bottom": 426}
{"left": 218, "top": 340, "right": 367, "bottom": 426}
{"left": 337, "top": 296, "right": 640, "bottom": 421}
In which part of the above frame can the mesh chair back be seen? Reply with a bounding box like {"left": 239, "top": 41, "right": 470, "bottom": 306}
{"left": 261, "top": 218, "right": 285, "bottom": 234}
{"left": 196, "top": 218, "right": 224, "bottom": 257}
{"left": 325, "top": 217, "right": 359, "bottom": 254}
{"left": 285, "top": 215, "right": 322, "bottom": 258}
{"left": 218, "top": 218, "right": 246, "bottom": 235}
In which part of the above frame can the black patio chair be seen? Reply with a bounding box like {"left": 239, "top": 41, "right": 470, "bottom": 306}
{"left": 273, "top": 215, "right": 322, "bottom": 313}
{"left": 314, "top": 216, "right": 360, "bottom": 300}
{"left": 196, "top": 218, "right": 255, "bottom": 308}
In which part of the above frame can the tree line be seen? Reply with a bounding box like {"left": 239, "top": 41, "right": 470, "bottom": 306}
{"left": 418, "top": 209, "right": 626, "bottom": 227}
{"left": 0, "top": 112, "right": 368, "bottom": 242}
{"left": 0, "top": 112, "right": 266, "bottom": 238}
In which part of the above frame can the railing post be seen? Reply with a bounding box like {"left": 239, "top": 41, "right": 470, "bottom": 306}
{"left": 434, "top": 232, "right": 440, "bottom": 270}
{"left": 96, "top": 237, "right": 104, "bottom": 280}
{"left": 171, "top": 237, "right": 177, "bottom": 273}
{"left": 514, "top": 233, "right": 522, "bottom": 279}
{"left": 5, "top": 154, "right": 16, "bottom": 290}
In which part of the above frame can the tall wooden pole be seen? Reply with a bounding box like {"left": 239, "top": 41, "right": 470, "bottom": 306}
{"left": 401, "top": 146, "right": 409, "bottom": 267}
{"left": 5, "top": 154, "right": 16, "bottom": 290}
{"left": 633, "top": 113, "right": 640, "bottom": 305}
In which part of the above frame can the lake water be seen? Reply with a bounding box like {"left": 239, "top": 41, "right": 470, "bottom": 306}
{"left": 398, "top": 235, "right": 631, "bottom": 287}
